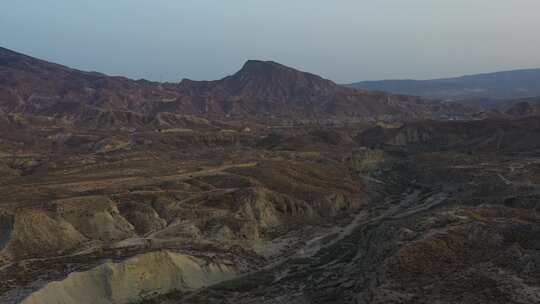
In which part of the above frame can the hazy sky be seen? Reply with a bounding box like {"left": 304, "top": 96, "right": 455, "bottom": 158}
{"left": 2, "top": 0, "right": 540, "bottom": 83}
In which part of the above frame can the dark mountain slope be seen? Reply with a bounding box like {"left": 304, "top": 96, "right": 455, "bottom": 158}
{"left": 174, "top": 60, "right": 449, "bottom": 120}
{"left": 0, "top": 47, "right": 474, "bottom": 125}
{"left": 347, "top": 68, "right": 540, "bottom": 103}
{"left": 0, "top": 47, "right": 180, "bottom": 115}
{"left": 180, "top": 60, "right": 339, "bottom": 103}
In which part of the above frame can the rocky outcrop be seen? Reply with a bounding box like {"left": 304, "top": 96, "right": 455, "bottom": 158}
{"left": 54, "top": 196, "right": 135, "bottom": 242}
{"left": 348, "top": 148, "right": 386, "bottom": 172}
{"left": 387, "top": 125, "right": 435, "bottom": 145}
{"left": 118, "top": 202, "right": 167, "bottom": 235}
{"left": 0, "top": 196, "right": 139, "bottom": 262}
{"left": 20, "top": 250, "right": 236, "bottom": 304}
{"left": 0, "top": 209, "right": 86, "bottom": 261}
{"left": 185, "top": 187, "right": 314, "bottom": 241}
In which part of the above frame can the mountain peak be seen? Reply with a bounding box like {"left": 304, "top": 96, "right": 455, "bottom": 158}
{"left": 239, "top": 60, "right": 292, "bottom": 75}
{"left": 0, "top": 46, "right": 437, "bottom": 121}
{"left": 233, "top": 60, "right": 335, "bottom": 86}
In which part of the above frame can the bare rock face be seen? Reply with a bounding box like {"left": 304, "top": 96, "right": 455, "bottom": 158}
{"left": 0, "top": 197, "right": 138, "bottom": 263}
{"left": 54, "top": 196, "right": 135, "bottom": 242}
{"left": 387, "top": 125, "right": 435, "bottom": 145}
{"left": 348, "top": 148, "right": 386, "bottom": 172}
{"left": 20, "top": 251, "right": 236, "bottom": 304}
{"left": 117, "top": 202, "right": 167, "bottom": 235}
{"left": 172, "top": 186, "right": 315, "bottom": 241}
{"left": 0, "top": 209, "right": 87, "bottom": 261}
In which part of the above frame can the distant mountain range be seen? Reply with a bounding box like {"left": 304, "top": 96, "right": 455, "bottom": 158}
{"left": 347, "top": 69, "right": 540, "bottom": 105}
{"left": 0, "top": 47, "right": 473, "bottom": 128}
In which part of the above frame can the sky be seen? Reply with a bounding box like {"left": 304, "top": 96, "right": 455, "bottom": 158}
{"left": 1, "top": 0, "right": 540, "bottom": 83}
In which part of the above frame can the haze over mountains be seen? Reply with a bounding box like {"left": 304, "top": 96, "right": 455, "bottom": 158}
{"left": 347, "top": 68, "right": 540, "bottom": 105}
